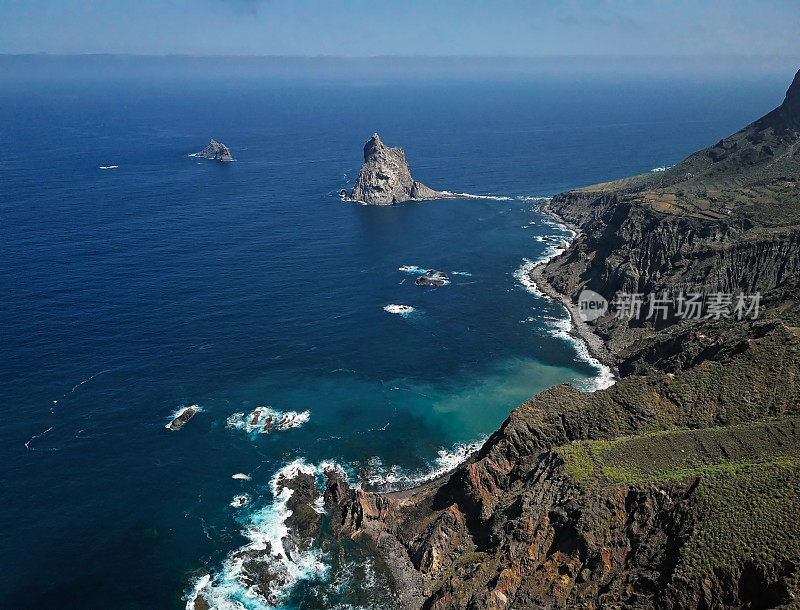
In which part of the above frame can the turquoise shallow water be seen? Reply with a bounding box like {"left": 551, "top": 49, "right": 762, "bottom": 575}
{"left": 0, "top": 67, "right": 785, "bottom": 607}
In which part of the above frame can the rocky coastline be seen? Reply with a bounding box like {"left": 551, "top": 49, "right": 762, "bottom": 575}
{"left": 529, "top": 199, "right": 617, "bottom": 377}
{"left": 312, "top": 68, "right": 800, "bottom": 609}
{"left": 196, "top": 69, "right": 800, "bottom": 609}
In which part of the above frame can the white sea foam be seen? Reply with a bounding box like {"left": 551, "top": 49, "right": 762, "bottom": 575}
{"left": 398, "top": 265, "right": 425, "bottom": 274}
{"left": 450, "top": 270, "right": 472, "bottom": 276}
{"left": 543, "top": 315, "right": 616, "bottom": 391}
{"left": 362, "top": 438, "right": 486, "bottom": 490}
{"left": 230, "top": 494, "right": 251, "bottom": 508}
{"left": 516, "top": 223, "right": 616, "bottom": 393}
{"left": 24, "top": 426, "right": 54, "bottom": 450}
{"left": 439, "top": 191, "right": 513, "bottom": 201}
{"left": 427, "top": 439, "right": 486, "bottom": 480}
{"left": 186, "top": 459, "right": 334, "bottom": 609}
{"left": 383, "top": 304, "right": 415, "bottom": 316}
{"left": 70, "top": 369, "right": 112, "bottom": 393}
{"left": 398, "top": 266, "right": 451, "bottom": 285}
{"left": 513, "top": 258, "right": 549, "bottom": 300}
{"left": 227, "top": 407, "right": 310, "bottom": 434}
{"left": 651, "top": 165, "right": 674, "bottom": 172}
{"left": 185, "top": 575, "right": 210, "bottom": 610}
{"left": 189, "top": 442, "right": 485, "bottom": 607}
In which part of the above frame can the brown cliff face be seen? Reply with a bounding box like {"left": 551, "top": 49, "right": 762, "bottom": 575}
{"left": 316, "top": 69, "right": 800, "bottom": 609}
{"left": 542, "top": 192, "right": 800, "bottom": 352}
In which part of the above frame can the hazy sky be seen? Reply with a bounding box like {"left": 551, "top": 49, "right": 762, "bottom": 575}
{"left": 1, "top": 0, "right": 798, "bottom": 56}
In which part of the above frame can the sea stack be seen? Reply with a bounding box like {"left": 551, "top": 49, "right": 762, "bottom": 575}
{"left": 346, "top": 133, "right": 449, "bottom": 204}
{"left": 194, "top": 139, "right": 234, "bottom": 162}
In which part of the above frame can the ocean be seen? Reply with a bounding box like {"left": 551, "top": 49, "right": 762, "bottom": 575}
{"left": 0, "top": 62, "right": 786, "bottom": 608}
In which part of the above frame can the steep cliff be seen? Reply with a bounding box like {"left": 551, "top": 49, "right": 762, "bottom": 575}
{"left": 347, "top": 134, "right": 450, "bottom": 204}
{"left": 539, "top": 68, "right": 800, "bottom": 352}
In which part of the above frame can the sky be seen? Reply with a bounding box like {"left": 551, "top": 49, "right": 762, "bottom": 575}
{"left": 0, "top": 0, "right": 798, "bottom": 57}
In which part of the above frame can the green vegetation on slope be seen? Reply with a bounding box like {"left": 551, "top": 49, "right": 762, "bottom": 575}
{"left": 673, "top": 459, "right": 800, "bottom": 586}
{"left": 557, "top": 416, "right": 800, "bottom": 485}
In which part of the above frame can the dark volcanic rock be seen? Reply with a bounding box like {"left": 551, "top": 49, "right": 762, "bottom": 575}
{"left": 347, "top": 133, "right": 450, "bottom": 204}
{"left": 167, "top": 406, "right": 197, "bottom": 431}
{"left": 415, "top": 269, "right": 449, "bottom": 286}
{"left": 194, "top": 138, "right": 233, "bottom": 162}
{"left": 415, "top": 276, "right": 446, "bottom": 287}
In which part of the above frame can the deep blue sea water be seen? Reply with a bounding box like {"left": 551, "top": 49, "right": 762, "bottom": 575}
{"left": 0, "top": 67, "right": 787, "bottom": 608}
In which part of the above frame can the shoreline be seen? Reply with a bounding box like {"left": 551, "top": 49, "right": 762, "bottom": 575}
{"left": 534, "top": 199, "right": 618, "bottom": 377}
{"left": 369, "top": 198, "right": 619, "bottom": 502}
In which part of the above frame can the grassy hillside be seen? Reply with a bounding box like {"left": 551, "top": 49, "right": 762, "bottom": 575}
{"left": 575, "top": 69, "right": 800, "bottom": 229}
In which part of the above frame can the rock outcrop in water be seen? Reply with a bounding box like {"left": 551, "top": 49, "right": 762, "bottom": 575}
{"left": 194, "top": 139, "right": 233, "bottom": 162}
{"left": 415, "top": 269, "right": 449, "bottom": 286}
{"left": 166, "top": 405, "right": 197, "bottom": 430}
{"left": 346, "top": 134, "right": 450, "bottom": 204}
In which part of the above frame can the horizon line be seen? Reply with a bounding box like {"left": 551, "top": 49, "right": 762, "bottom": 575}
{"left": 3, "top": 52, "right": 800, "bottom": 60}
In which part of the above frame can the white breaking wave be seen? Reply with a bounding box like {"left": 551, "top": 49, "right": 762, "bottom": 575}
{"left": 362, "top": 438, "right": 486, "bottom": 490}
{"left": 383, "top": 304, "right": 415, "bottom": 316}
{"left": 450, "top": 270, "right": 472, "bottom": 276}
{"left": 398, "top": 265, "right": 425, "bottom": 274}
{"left": 230, "top": 494, "right": 251, "bottom": 508}
{"left": 651, "top": 165, "right": 674, "bottom": 172}
{"left": 98, "top": 165, "right": 118, "bottom": 170}
{"left": 187, "top": 440, "right": 484, "bottom": 608}
{"left": 186, "top": 459, "right": 331, "bottom": 610}
{"left": 439, "top": 191, "right": 513, "bottom": 201}
{"left": 514, "top": 258, "right": 549, "bottom": 300}
{"left": 543, "top": 315, "right": 616, "bottom": 392}
{"left": 516, "top": 222, "right": 616, "bottom": 393}
{"left": 398, "top": 266, "right": 451, "bottom": 285}
{"left": 227, "top": 407, "right": 310, "bottom": 434}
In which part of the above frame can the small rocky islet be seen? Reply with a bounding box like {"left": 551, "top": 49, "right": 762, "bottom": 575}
{"left": 165, "top": 405, "right": 197, "bottom": 431}
{"left": 414, "top": 269, "right": 449, "bottom": 286}
{"left": 342, "top": 133, "right": 453, "bottom": 204}
{"left": 193, "top": 138, "right": 234, "bottom": 162}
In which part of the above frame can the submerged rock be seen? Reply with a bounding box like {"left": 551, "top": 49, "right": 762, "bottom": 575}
{"left": 194, "top": 139, "right": 233, "bottom": 162}
{"left": 346, "top": 133, "right": 450, "bottom": 204}
{"left": 230, "top": 494, "right": 250, "bottom": 508}
{"left": 166, "top": 405, "right": 197, "bottom": 431}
